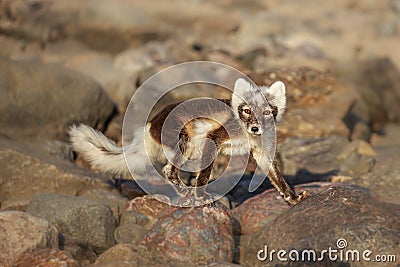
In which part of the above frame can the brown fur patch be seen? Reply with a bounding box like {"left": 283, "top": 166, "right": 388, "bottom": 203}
{"left": 149, "top": 99, "right": 232, "bottom": 149}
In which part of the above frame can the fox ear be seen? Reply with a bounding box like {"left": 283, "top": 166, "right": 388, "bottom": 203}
{"left": 262, "top": 81, "right": 286, "bottom": 122}
{"left": 232, "top": 78, "right": 251, "bottom": 111}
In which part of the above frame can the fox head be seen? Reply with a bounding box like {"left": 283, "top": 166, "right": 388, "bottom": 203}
{"left": 231, "top": 78, "right": 286, "bottom": 136}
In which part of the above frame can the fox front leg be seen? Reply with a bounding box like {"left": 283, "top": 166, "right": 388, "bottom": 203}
{"left": 268, "top": 161, "right": 310, "bottom": 205}
{"left": 252, "top": 150, "right": 309, "bottom": 205}
{"left": 162, "top": 163, "right": 185, "bottom": 187}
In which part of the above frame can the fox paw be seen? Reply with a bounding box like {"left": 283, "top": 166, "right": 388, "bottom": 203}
{"left": 296, "top": 190, "right": 310, "bottom": 203}
{"left": 195, "top": 191, "right": 216, "bottom": 207}
{"left": 285, "top": 190, "right": 310, "bottom": 206}
{"left": 174, "top": 190, "right": 216, "bottom": 207}
{"left": 176, "top": 195, "right": 195, "bottom": 207}
{"left": 162, "top": 164, "right": 172, "bottom": 178}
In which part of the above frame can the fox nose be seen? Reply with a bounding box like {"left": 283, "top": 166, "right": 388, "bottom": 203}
{"left": 251, "top": 126, "right": 259, "bottom": 133}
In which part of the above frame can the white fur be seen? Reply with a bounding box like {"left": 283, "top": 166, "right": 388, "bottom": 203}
{"left": 69, "top": 124, "right": 150, "bottom": 176}
{"left": 193, "top": 119, "right": 214, "bottom": 135}
{"left": 231, "top": 78, "right": 252, "bottom": 112}
{"left": 232, "top": 78, "right": 286, "bottom": 122}
{"left": 220, "top": 136, "right": 251, "bottom": 156}
{"left": 261, "top": 81, "right": 286, "bottom": 122}
{"left": 232, "top": 78, "right": 286, "bottom": 123}
{"left": 186, "top": 120, "right": 215, "bottom": 160}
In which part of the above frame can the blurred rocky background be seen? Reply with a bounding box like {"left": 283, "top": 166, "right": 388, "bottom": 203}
{"left": 1, "top": 0, "right": 400, "bottom": 266}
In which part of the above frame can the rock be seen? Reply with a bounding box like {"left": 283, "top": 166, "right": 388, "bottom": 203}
{"left": 26, "top": 193, "right": 116, "bottom": 254}
{"left": 27, "top": 139, "right": 76, "bottom": 162}
{"left": 345, "top": 124, "right": 400, "bottom": 205}
{"left": 126, "top": 195, "right": 170, "bottom": 225}
{"left": 114, "top": 207, "right": 151, "bottom": 244}
{"left": 0, "top": 57, "right": 116, "bottom": 140}
{"left": 279, "top": 135, "right": 349, "bottom": 183}
{"left": 140, "top": 202, "right": 235, "bottom": 265}
{"left": 80, "top": 188, "right": 129, "bottom": 223}
{"left": 118, "top": 180, "right": 147, "bottom": 200}
{"left": 0, "top": 35, "right": 24, "bottom": 58}
{"left": 65, "top": 50, "right": 132, "bottom": 108}
{"left": 225, "top": 173, "right": 270, "bottom": 208}
{"left": 372, "top": 123, "right": 400, "bottom": 147}
{"left": 0, "top": 137, "right": 113, "bottom": 211}
{"left": 338, "top": 140, "right": 376, "bottom": 177}
{"left": 114, "top": 42, "right": 168, "bottom": 75}
{"left": 239, "top": 186, "right": 400, "bottom": 266}
{"left": 64, "top": 245, "right": 97, "bottom": 266}
{"left": 0, "top": 211, "right": 59, "bottom": 267}
{"left": 5, "top": 38, "right": 132, "bottom": 109}
{"left": 114, "top": 224, "right": 147, "bottom": 244}
{"left": 120, "top": 210, "right": 150, "bottom": 227}
{"left": 251, "top": 68, "right": 357, "bottom": 139}
{"left": 358, "top": 58, "right": 400, "bottom": 129}
{"left": 349, "top": 170, "right": 400, "bottom": 206}
{"left": 207, "top": 263, "right": 244, "bottom": 267}
{"left": 13, "top": 249, "right": 79, "bottom": 267}
{"left": 235, "top": 47, "right": 268, "bottom": 70}
{"left": 252, "top": 47, "right": 332, "bottom": 73}
{"left": 90, "top": 243, "right": 189, "bottom": 267}
{"left": 232, "top": 182, "right": 349, "bottom": 235}
{"left": 343, "top": 95, "right": 372, "bottom": 141}
{"left": 371, "top": 123, "right": 400, "bottom": 174}
{"left": 1, "top": 1, "right": 239, "bottom": 53}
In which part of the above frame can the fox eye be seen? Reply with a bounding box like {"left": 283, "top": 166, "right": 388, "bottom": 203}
{"left": 264, "top": 110, "right": 271, "bottom": 116}
{"left": 243, "top": 108, "right": 251, "bottom": 115}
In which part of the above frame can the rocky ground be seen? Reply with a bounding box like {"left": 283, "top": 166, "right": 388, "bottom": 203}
{"left": 1, "top": 0, "right": 400, "bottom": 266}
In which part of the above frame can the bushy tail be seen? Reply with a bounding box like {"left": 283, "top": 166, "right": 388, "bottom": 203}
{"left": 69, "top": 124, "right": 132, "bottom": 176}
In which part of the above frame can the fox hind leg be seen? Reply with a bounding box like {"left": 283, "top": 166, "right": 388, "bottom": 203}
{"left": 194, "top": 135, "right": 222, "bottom": 206}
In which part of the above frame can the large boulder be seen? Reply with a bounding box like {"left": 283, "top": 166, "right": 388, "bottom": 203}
{"left": 0, "top": 57, "right": 116, "bottom": 140}
{"left": 0, "top": 137, "right": 113, "bottom": 210}
{"left": 345, "top": 123, "right": 400, "bottom": 205}
{"left": 358, "top": 58, "right": 400, "bottom": 128}
{"left": 90, "top": 243, "right": 190, "bottom": 267}
{"left": 13, "top": 249, "right": 79, "bottom": 267}
{"left": 27, "top": 193, "right": 116, "bottom": 254}
{"left": 140, "top": 202, "right": 235, "bottom": 265}
{"left": 239, "top": 186, "right": 400, "bottom": 266}
{"left": 232, "top": 182, "right": 350, "bottom": 235}
{"left": 0, "top": 211, "right": 59, "bottom": 266}
{"left": 279, "top": 135, "right": 349, "bottom": 182}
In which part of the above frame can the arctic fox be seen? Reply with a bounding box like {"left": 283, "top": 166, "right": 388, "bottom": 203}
{"left": 69, "top": 78, "right": 309, "bottom": 205}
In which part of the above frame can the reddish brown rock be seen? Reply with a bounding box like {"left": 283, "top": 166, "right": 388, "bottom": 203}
{"left": 0, "top": 138, "right": 113, "bottom": 211}
{"left": 239, "top": 186, "right": 400, "bottom": 266}
{"left": 126, "top": 195, "right": 170, "bottom": 222}
{"left": 232, "top": 182, "right": 348, "bottom": 235}
{"left": 139, "top": 202, "right": 234, "bottom": 265}
{"left": 13, "top": 249, "right": 79, "bottom": 267}
{"left": 0, "top": 211, "right": 59, "bottom": 267}
{"left": 91, "top": 243, "right": 189, "bottom": 267}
